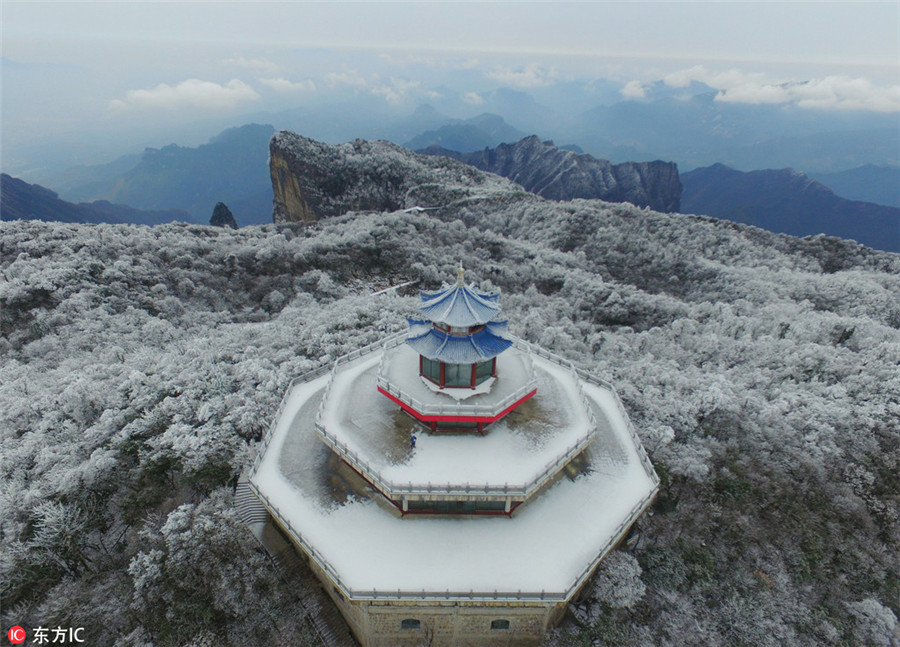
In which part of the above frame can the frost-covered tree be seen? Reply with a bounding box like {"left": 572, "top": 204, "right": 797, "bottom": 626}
{"left": 2, "top": 195, "right": 898, "bottom": 647}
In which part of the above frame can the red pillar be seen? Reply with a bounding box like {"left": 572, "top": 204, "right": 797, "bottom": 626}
{"left": 471, "top": 363, "right": 477, "bottom": 388}
{"left": 440, "top": 362, "right": 445, "bottom": 387}
{"left": 492, "top": 357, "right": 497, "bottom": 377}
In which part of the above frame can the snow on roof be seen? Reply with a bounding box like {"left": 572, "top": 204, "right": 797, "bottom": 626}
{"left": 250, "top": 361, "right": 658, "bottom": 595}
{"left": 418, "top": 282, "right": 502, "bottom": 327}
{"left": 405, "top": 318, "right": 512, "bottom": 364}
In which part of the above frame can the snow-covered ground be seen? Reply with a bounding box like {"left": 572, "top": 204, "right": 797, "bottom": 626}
{"left": 317, "top": 347, "right": 595, "bottom": 488}
{"left": 251, "top": 359, "right": 658, "bottom": 595}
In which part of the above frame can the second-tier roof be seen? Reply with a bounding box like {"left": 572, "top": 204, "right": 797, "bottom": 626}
{"left": 406, "top": 319, "right": 512, "bottom": 364}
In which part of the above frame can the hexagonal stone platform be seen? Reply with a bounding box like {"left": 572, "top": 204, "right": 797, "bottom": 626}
{"left": 247, "top": 334, "right": 658, "bottom": 647}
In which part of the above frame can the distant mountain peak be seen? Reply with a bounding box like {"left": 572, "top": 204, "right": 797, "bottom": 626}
{"left": 418, "top": 136, "right": 682, "bottom": 212}
{"left": 403, "top": 114, "right": 526, "bottom": 153}
{"left": 0, "top": 173, "right": 192, "bottom": 226}
{"left": 412, "top": 104, "right": 441, "bottom": 117}
{"left": 209, "top": 123, "right": 275, "bottom": 145}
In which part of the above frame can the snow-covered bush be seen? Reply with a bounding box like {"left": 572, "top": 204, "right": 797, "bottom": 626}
{"left": 592, "top": 551, "right": 646, "bottom": 610}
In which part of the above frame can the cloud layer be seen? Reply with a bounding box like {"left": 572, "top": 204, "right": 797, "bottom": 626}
{"left": 260, "top": 77, "right": 316, "bottom": 93}
{"left": 485, "top": 63, "right": 558, "bottom": 89}
{"left": 110, "top": 79, "right": 259, "bottom": 111}
{"left": 662, "top": 66, "right": 900, "bottom": 112}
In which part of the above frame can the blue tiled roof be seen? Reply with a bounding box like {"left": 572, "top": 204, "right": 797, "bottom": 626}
{"left": 418, "top": 283, "right": 502, "bottom": 327}
{"left": 406, "top": 318, "right": 512, "bottom": 364}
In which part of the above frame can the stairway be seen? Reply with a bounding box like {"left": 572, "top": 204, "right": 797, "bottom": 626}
{"left": 235, "top": 475, "right": 269, "bottom": 525}
{"left": 236, "top": 473, "right": 359, "bottom": 647}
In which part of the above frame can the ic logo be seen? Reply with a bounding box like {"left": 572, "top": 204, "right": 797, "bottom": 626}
{"left": 6, "top": 626, "right": 26, "bottom": 644}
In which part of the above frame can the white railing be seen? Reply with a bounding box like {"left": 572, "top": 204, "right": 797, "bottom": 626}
{"left": 512, "top": 337, "right": 659, "bottom": 484}
{"left": 251, "top": 332, "right": 656, "bottom": 489}
{"left": 314, "top": 335, "right": 601, "bottom": 501}
{"left": 373, "top": 375, "right": 539, "bottom": 419}
{"left": 315, "top": 422, "right": 594, "bottom": 500}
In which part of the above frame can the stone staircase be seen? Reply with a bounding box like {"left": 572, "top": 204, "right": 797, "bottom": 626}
{"left": 236, "top": 474, "right": 358, "bottom": 647}
{"left": 234, "top": 475, "right": 269, "bottom": 524}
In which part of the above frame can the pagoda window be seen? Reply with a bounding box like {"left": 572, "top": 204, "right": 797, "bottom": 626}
{"left": 401, "top": 619, "right": 421, "bottom": 630}
{"left": 422, "top": 358, "right": 496, "bottom": 388}
{"left": 444, "top": 362, "right": 469, "bottom": 387}
{"left": 437, "top": 420, "right": 478, "bottom": 431}
{"left": 474, "top": 360, "right": 493, "bottom": 385}
{"left": 421, "top": 357, "right": 441, "bottom": 384}
{"left": 491, "top": 619, "right": 510, "bottom": 630}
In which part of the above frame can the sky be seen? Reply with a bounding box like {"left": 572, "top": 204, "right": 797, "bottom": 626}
{"left": 2, "top": 1, "right": 898, "bottom": 173}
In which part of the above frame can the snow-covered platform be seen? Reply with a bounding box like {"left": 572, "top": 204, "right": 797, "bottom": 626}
{"left": 248, "top": 336, "right": 658, "bottom": 601}
{"left": 313, "top": 339, "right": 600, "bottom": 512}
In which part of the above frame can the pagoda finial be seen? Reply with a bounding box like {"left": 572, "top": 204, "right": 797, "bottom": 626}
{"left": 456, "top": 262, "right": 465, "bottom": 287}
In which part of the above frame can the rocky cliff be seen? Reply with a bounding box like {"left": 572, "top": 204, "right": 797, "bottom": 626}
{"left": 269, "top": 131, "right": 517, "bottom": 224}
{"left": 418, "top": 135, "right": 682, "bottom": 212}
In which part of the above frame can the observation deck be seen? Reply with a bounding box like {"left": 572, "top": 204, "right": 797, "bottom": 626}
{"left": 248, "top": 335, "right": 659, "bottom": 601}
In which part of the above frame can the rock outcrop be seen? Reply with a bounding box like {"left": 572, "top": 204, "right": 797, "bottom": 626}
{"left": 269, "top": 131, "right": 516, "bottom": 224}
{"left": 418, "top": 135, "right": 682, "bottom": 212}
{"left": 210, "top": 202, "right": 238, "bottom": 229}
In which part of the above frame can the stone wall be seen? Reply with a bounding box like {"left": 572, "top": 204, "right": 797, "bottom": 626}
{"left": 303, "top": 543, "right": 564, "bottom": 647}
{"left": 353, "top": 599, "right": 561, "bottom": 647}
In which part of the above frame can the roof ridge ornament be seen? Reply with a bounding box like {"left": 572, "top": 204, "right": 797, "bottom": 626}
{"left": 456, "top": 262, "right": 465, "bottom": 287}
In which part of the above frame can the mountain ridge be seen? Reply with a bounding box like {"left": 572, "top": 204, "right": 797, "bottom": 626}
{"left": 418, "top": 135, "right": 681, "bottom": 212}
{"left": 403, "top": 112, "right": 527, "bottom": 152}
{"left": 49, "top": 124, "right": 276, "bottom": 225}
{"left": 0, "top": 173, "right": 193, "bottom": 226}
{"left": 681, "top": 163, "right": 900, "bottom": 252}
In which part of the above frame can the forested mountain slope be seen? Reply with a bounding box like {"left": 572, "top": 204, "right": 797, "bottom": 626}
{"left": 269, "top": 130, "right": 517, "bottom": 224}
{"left": 2, "top": 188, "right": 898, "bottom": 645}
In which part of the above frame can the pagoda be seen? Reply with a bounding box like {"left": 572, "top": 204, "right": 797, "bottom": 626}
{"left": 247, "top": 267, "right": 659, "bottom": 646}
{"left": 378, "top": 265, "right": 532, "bottom": 434}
